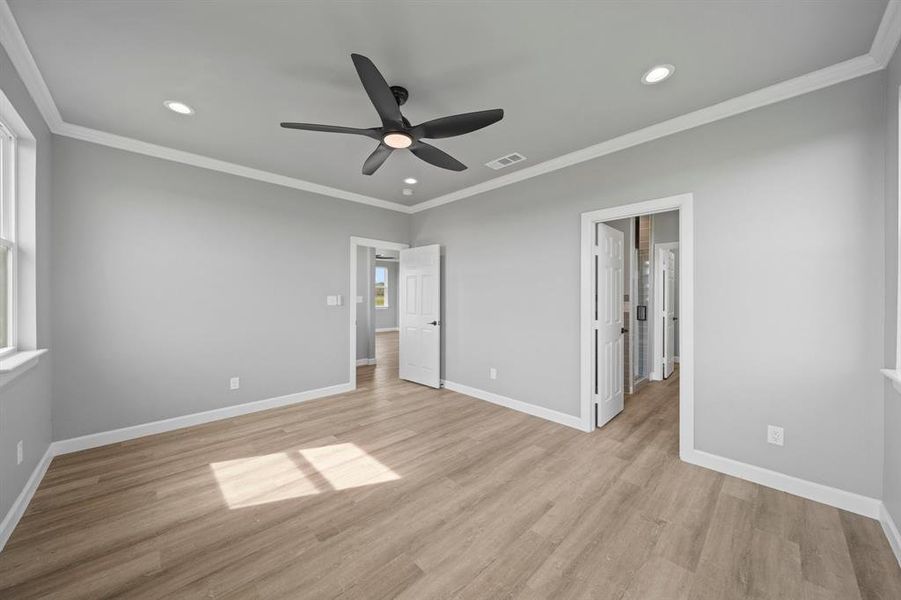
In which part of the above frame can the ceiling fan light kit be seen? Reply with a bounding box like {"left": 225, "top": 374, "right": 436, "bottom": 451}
{"left": 281, "top": 53, "right": 504, "bottom": 175}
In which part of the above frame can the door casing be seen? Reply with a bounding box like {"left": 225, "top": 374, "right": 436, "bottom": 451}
{"left": 580, "top": 193, "right": 694, "bottom": 462}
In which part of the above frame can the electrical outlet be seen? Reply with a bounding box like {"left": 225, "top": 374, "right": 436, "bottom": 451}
{"left": 17, "top": 440, "right": 23, "bottom": 465}
{"left": 767, "top": 425, "right": 784, "bottom": 446}
{"left": 489, "top": 368, "right": 497, "bottom": 380}
{"left": 230, "top": 377, "right": 240, "bottom": 391}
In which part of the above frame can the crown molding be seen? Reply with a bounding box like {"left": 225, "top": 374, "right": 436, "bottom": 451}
{"left": 408, "top": 53, "right": 882, "bottom": 213}
{"left": 54, "top": 121, "right": 412, "bottom": 213}
{"left": 0, "top": 1, "right": 411, "bottom": 215}
{"left": 2, "top": 0, "right": 899, "bottom": 216}
{"left": 872, "top": 0, "right": 901, "bottom": 67}
{"left": 0, "top": 0, "right": 62, "bottom": 130}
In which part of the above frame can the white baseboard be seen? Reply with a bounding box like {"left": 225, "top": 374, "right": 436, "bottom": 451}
{"left": 682, "top": 449, "right": 881, "bottom": 518}
{"left": 0, "top": 444, "right": 54, "bottom": 552}
{"left": 355, "top": 358, "right": 377, "bottom": 366}
{"left": 442, "top": 380, "right": 587, "bottom": 431}
{"left": 1, "top": 381, "right": 355, "bottom": 552}
{"left": 53, "top": 382, "right": 354, "bottom": 455}
{"left": 881, "top": 503, "right": 901, "bottom": 568}
{"left": 375, "top": 327, "right": 398, "bottom": 333}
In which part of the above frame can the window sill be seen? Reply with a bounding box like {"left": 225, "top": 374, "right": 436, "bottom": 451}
{"left": 375, "top": 307, "right": 390, "bottom": 310}
{"left": 0, "top": 349, "right": 47, "bottom": 389}
{"left": 881, "top": 368, "right": 901, "bottom": 395}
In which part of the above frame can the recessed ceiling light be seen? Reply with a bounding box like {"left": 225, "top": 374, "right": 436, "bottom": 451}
{"left": 164, "top": 100, "right": 195, "bottom": 115}
{"left": 404, "top": 177, "right": 418, "bottom": 185}
{"left": 641, "top": 64, "right": 675, "bottom": 85}
{"left": 383, "top": 132, "right": 413, "bottom": 149}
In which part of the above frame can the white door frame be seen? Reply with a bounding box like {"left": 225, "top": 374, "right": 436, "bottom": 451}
{"left": 349, "top": 236, "right": 409, "bottom": 390}
{"left": 580, "top": 193, "right": 694, "bottom": 460}
{"left": 652, "top": 242, "right": 680, "bottom": 381}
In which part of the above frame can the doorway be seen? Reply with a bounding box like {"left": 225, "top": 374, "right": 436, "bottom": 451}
{"left": 349, "top": 237, "right": 409, "bottom": 391}
{"left": 580, "top": 194, "right": 694, "bottom": 459}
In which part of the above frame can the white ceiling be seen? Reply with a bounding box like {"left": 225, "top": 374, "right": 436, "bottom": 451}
{"left": 6, "top": 0, "right": 889, "bottom": 206}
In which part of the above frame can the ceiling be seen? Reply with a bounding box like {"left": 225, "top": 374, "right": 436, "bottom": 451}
{"left": 7, "top": 0, "right": 889, "bottom": 206}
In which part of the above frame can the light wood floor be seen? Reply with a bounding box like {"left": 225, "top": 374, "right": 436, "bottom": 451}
{"left": 2, "top": 332, "right": 900, "bottom": 599}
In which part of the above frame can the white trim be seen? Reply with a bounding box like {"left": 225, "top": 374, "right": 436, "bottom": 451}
{"left": 880, "top": 502, "right": 901, "bottom": 568}
{"left": 0, "top": 1, "right": 63, "bottom": 130}
{"left": 376, "top": 327, "right": 399, "bottom": 333}
{"left": 0, "top": 347, "right": 45, "bottom": 388}
{"left": 349, "top": 236, "right": 409, "bottom": 391}
{"left": 881, "top": 368, "right": 901, "bottom": 394}
{"left": 409, "top": 54, "right": 883, "bottom": 214}
{"left": 580, "top": 193, "right": 694, "bottom": 461}
{"left": 355, "top": 358, "right": 376, "bottom": 366}
{"left": 0, "top": 443, "right": 53, "bottom": 551}
{"left": 871, "top": 0, "right": 901, "bottom": 68}
{"left": 683, "top": 449, "right": 881, "bottom": 519}
{"left": 1, "top": 1, "right": 899, "bottom": 216}
{"left": 53, "top": 382, "right": 353, "bottom": 455}
{"left": 443, "top": 380, "right": 587, "bottom": 431}
{"left": 55, "top": 122, "right": 410, "bottom": 214}
{"left": 1, "top": 381, "right": 352, "bottom": 551}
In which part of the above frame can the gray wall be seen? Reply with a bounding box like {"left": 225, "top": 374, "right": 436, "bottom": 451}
{"left": 356, "top": 246, "right": 375, "bottom": 361}
{"left": 375, "top": 260, "right": 398, "bottom": 330}
{"left": 0, "top": 44, "right": 53, "bottom": 523}
{"left": 51, "top": 137, "right": 407, "bottom": 439}
{"left": 411, "top": 73, "right": 886, "bottom": 498}
{"left": 883, "top": 42, "right": 901, "bottom": 529}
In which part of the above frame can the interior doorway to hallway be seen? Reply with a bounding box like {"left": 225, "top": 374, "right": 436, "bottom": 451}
{"left": 580, "top": 194, "right": 694, "bottom": 458}
{"left": 349, "top": 237, "right": 408, "bottom": 391}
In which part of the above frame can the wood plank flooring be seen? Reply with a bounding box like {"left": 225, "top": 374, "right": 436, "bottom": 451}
{"left": 1, "top": 332, "right": 899, "bottom": 599}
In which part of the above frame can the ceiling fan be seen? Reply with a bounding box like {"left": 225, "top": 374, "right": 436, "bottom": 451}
{"left": 281, "top": 53, "right": 504, "bottom": 176}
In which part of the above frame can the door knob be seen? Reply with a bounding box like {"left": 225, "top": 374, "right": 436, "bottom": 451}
{"left": 428, "top": 320, "right": 440, "bottom": 326}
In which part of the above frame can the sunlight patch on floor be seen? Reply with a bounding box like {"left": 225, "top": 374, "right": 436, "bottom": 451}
{"left": 210, "top": 443, "right": 400, "bottom": 509}
{"left": 299, "top": 442, "right": 401, "bottom": 490}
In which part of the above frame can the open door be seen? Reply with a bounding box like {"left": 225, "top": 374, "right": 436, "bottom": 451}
{"left": 663, "top": 249, "right": 676, "bottom": 379}
{"left": 399, "top": 245, "right": 441, "bottom": 388}
{"left": 595, "top": 224, "right": 624, "bottom": 427}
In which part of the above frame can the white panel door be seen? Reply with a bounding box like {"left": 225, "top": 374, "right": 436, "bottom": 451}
{"left": 595, "top": 224, "right": 624, "bottom": 428}
{"left": 663, "top": 249, "right": 676, "bottom": 379}
{"left": 399, "top": 244, "right": 441, "bottom": 388}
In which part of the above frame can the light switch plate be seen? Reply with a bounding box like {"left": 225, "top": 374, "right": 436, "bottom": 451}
{"left": 327, "top": 295, "right": 338, "bottom": 306}
{"left": 230, "top": 377, "right": 240, "bottom": 391}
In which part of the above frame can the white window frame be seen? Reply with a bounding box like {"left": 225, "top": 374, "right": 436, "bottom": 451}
{"left": 0, "top": 119, "right": 17, "bottom": 360}
{"left": 374, "top": 265, "right": 389, "bottom": 309}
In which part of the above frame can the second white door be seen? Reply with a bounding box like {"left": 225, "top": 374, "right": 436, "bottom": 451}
{"left": 662, "top": 249, "right": 676, "bottom": 379}
{"left": 399, "top": 245, "right": 441, "bottom": 388}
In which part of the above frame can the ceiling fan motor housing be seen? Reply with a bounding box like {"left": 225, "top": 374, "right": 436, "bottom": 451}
{"left": 390, "top": 86, "right": 409, "bottom": 106}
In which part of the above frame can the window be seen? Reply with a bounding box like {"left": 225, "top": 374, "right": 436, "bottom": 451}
{"left": 0, "top": 120, "right": 16, "bottom": 358}
{"left": 374, "top": 266, "right": 388, "bottom": 308}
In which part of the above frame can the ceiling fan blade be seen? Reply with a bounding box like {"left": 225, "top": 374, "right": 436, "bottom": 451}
{"left": 362, "top": 143, "right": 394, "bottom": 176}
{"left": 409, "top": 141, "right": 467, "bottom": 172}
{"left": 280, "top": 122, "right": 382, "bottom": 139}
{"left": 411, "top": 109, "right": 504, "bottom": 140}
{"left": 351, "top": 53, "right": 403, "bottom": 128}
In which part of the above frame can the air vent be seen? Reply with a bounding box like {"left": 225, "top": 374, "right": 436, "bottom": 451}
{"left": 485, "top": 152, "right": 526, "bottom": 170}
